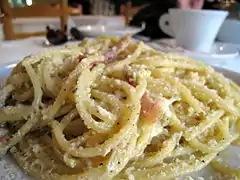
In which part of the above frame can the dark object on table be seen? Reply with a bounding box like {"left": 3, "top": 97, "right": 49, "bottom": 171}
{"left": 46, "top": 26, "right": 84, "bottom": 46}
{"left": 46, "top": 26, "right": 68, "bottom": 45}
{"left": 70, "top": 27, "right": 84, "bottom": 40}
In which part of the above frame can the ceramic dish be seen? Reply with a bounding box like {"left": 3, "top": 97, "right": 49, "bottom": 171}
{"left": 77, "top": 25, "right": 143, "bottom": 37}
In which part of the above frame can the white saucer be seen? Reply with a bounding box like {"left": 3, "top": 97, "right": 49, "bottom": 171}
{"left": 77, "top": 25, "right": 143, "bottom": 37}
{"left": 149, "top": 39, "right": 239, "bottom": 61}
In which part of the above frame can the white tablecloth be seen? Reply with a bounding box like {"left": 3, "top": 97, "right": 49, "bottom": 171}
{"left": 12, "top": 16, "right": 125, "bottom": 34}
{"left": 0, "top": 37, "right": 240, "bottom": 73}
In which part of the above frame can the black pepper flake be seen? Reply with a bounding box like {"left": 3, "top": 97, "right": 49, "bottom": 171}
{"left": 179, "top": 137, "right": 184, "bottom": 144}
{"left": 72, "top": 88, "right": 77, "bottom": 93}
{"left": 110, "top": 170, "right": 113, "bottom": 173}
{"left": 63, "top": 89, "right": 67, "bottom": 92}
{"left": 118, "top": 162, "right": 121, "bottom": 164}
{"left": 122, "top": 97, "right": 127, "bottom": 100}
{"left": 117, "top": 122, "right": 120, "bottom": 125}
{"left": 99, "top": 163, "right": 103, "bottom": 166}
{"left": 201, "top": 160, "right": 205, "bottom": 163}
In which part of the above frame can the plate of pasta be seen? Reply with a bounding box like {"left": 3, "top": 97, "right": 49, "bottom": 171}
{"left": 0, "top": 35, "right": 240, "bottom": 180}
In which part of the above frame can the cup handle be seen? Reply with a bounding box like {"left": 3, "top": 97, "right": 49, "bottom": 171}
{"left": 159, "top": 13, "right": 174, "bottom": 37}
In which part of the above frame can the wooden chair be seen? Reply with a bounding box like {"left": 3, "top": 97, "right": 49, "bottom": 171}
{"left": 120, "top": 2, "right": 149, "bottom": 25}
{"left": 0, "top": 0, "right": 68, "bottom": 40}
{"left": 53, "top": 3, "right": 82, "bottom": 16}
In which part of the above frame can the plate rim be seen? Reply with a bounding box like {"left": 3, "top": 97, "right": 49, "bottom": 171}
{"left": 152, "top": 38, "right": 239, "bottom": 59}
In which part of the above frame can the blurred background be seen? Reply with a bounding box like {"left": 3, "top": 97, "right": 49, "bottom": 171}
{"left": 0, "top": 0, "right": 239, "bottom": 41}
{"left": 0, "top": 0, "right": 240, "bottom": 74}
{"left": 6, "top": 0, "right": 238, "bottom": 13}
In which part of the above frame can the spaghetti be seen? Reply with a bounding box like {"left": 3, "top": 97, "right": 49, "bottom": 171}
{"left": 0, "top": 36, "right": 240, "bottom": 179}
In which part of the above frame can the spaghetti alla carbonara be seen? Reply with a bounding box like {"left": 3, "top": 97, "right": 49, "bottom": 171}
{"left": 0, "top": 36, "right": 240, "bottom": 180}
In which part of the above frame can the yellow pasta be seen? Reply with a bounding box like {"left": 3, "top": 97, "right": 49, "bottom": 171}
{"left": 0, "top": 35, "right": 240, "bottom": 179}
{"left": 211, "top": 158, "right": 240, "bottom": 179}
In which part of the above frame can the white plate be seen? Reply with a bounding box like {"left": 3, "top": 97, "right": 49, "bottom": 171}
{"left": 77, "top": 25, "right": 143, "bottom": 37}
{"left": 0, "top": 37, "right": 81, "bottom": 67}
{"left": 0, "top": 66, "right": 240, "bottom": 180}
{"left": 149, "top": 39, "right": 239, "bottom": 63}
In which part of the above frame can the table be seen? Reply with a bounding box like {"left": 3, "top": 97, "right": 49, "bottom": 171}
{"left": 0, "top": 37, "right": 240, "bottom": 73}
{"left": 12, "top": 16, "right": 125, "bottom": 34}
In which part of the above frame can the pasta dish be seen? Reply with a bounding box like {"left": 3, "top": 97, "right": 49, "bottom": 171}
{"left": 0, "top": 36, "right": 240, "bottom": 180}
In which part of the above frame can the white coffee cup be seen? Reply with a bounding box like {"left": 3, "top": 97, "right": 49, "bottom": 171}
{"left": 159, "top": 9, "right": 228, "bottom": 52}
